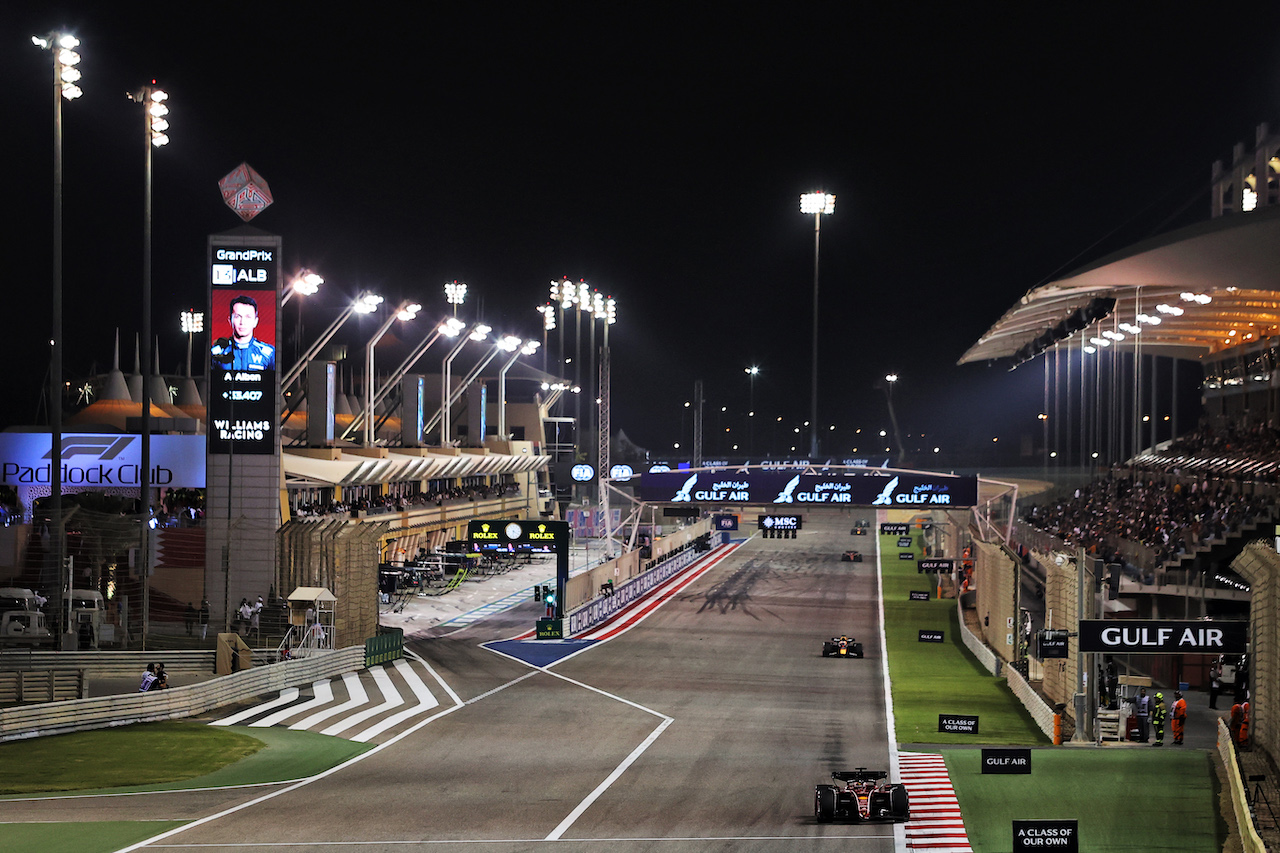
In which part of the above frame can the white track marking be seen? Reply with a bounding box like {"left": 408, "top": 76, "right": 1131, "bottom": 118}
{"left": 208, "top": 689, "right": 299, "bottom": 727}
{"left": 288, "top": 672, "right": 366, "bottom": 731}
{"left": 875, "top": 513, "right": 908, "bottom": 853}
{"left": 319, "top": 666, "right": 402, "bottom": 737}
{"left": 250, "top": 680, "right": 332, "bottom": 728}
{"left": 348, "top": 659, "right": 441, "bottom": 743}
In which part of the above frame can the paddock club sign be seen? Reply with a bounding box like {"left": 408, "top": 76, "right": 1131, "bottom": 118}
{"left": 1077, "top": 620, "right": 1248, "bottom": 655}
{"left": 638, "top": 470, "right": 977, "bottom": 507}
{"left": 0, "top": 433, "right": 205, "bottom": 488}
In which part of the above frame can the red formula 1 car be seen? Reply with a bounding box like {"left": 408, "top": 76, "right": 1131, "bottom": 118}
{"left": 841, "top": 550, "right": 863, "bottom": 562}
{"left": 814, "top": 769, "right": 910, "bottom": 823}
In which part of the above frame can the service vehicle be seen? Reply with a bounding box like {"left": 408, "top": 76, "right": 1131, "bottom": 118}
{"left": 822, "top": 635, "right": 864, "bottom": 658}
{"left": 814, "top": 768, "right": 909, "bottom": 823}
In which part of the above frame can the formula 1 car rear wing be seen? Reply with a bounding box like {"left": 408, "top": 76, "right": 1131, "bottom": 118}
{"left": 832, "top": 769, "right": 888, "bottom": 783}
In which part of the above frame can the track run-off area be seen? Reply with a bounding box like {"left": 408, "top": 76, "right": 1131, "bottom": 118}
{"left": 6, "top": 509, "right": 974, "bottom": 853}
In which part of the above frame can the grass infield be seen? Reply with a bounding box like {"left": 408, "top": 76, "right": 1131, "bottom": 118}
{"left": 0, "top": 721, "right": 370, "bottom": 796}
{"left": 1, "top": 821, "right": 188, "bottom": 853}
{"left": 941, "top": 748, "right": 1228, "bottom": 852}
{"left": 879, "top": 529, "right": 1047, "bottom": 745}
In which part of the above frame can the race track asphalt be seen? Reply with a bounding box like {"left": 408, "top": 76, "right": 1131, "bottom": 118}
{"left": 14, "top": 511, "right": 901, "bottom": 852}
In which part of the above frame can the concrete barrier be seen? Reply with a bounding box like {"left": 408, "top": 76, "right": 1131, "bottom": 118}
{"left": 0, "top": 646, "right": 365, "bottom": 743}
{"left": 1218, "top": 716, "right": 1267, "bottom": 853}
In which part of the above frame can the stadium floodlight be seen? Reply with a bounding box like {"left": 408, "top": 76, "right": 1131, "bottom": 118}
{"left": 283, "top": 269, "right": 323, "bottom": 304}
{"left": 445, "top": 281, "right": 467, "bottom": 315}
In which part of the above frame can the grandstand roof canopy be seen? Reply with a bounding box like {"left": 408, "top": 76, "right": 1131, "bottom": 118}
{"left": 959, "top": 205, "right": 1280, "bottom": 366}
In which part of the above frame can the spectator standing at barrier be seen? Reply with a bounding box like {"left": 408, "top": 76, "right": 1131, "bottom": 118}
{"left": 1209, "top": 663, "right": 1221, "bottom": 710}
{"left": 237, "top": 598, "right": 252, "bottom": 635}
{"left": 1230, "top": 703, "right": 1244, "bottom": 745}
{"left": 1152, "top": 692, "right": 1167, "bottom": 746}
{"left": 1241, "top": 700, "right": 1250, "bottom": 748}
{"left": 184, "top": 602, "right": 196, "bottom": 636}
{"left": 251, "top": 596, "right": 263, "bottom": 635}
{"left": 199, "top": 598, "right": 211, "bottom": 640}
{"left": 1135, "top": 688, "right": 1151, "bottom": 742}
{"left": 139, "top": 663, "right": 157, "bottom": 692}
{"left": 1172, "top": 691, "right": 1187, "bottom": 745}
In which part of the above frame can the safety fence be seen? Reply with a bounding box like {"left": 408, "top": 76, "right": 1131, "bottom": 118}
{"left": 0, "top": 646, "right": 364, "bottom": 743}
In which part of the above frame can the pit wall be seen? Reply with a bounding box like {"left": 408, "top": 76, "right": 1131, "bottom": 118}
{"left": 972, "top": 538, "right": 1019, "bottom": 663}
{"left": 565, "top": 519, "right": 713, "bottom": 634}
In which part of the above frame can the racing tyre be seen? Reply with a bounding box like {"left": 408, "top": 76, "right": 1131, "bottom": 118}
{"left": 890, "top": 784, "right": 910, "bottom": 821}
{"left": 815, "top": 785, "right": 837, "bottom": 823}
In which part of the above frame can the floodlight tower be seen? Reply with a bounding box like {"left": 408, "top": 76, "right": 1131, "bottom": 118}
{"left": 799, "top": 191, "right": 835, "bottom": 458}
{"left": 125, "top": 80, "right": 169, "bottom": 646}
{"left": 181, "top": 310, "right": 204, "bottom": 377}
{"left": 32, "top": 31, "right": 83, "bottom": 634}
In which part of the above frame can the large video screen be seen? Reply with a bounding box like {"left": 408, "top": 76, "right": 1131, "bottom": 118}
{"left": 207, "top": 237, "right": 280, "bottom": 455}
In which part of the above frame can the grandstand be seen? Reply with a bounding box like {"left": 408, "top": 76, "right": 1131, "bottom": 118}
{"left": 965, "top": 122, "right": 1280, "bottom": 848}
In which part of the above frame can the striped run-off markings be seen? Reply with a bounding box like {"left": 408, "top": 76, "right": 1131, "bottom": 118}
{"left": 899, "top": 751, "right": 973, "bottom": 852}
{"left": 207, "top": 659, "right": 440, "bottom": 744}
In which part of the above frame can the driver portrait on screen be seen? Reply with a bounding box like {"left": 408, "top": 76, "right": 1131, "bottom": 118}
{"left": 211, "top": 294, "right": 275, "bottom": 370}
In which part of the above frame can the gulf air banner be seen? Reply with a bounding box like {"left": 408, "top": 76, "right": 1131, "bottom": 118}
{"left": 638, "top": 470, "right": 977, "bottom": 507}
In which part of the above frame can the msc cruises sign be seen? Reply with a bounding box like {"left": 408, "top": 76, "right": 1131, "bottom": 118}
{"left": 639, "top": 470, "right": 977, "bottom": 507}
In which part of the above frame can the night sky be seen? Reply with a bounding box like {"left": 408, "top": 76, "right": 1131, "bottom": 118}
{"left": 7, "top": 5, "right": 1280, "bottom": 464}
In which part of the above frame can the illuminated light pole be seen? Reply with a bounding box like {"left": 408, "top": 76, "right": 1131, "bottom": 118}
{"left": 883, "top": 372, "right": 906, "bottom": 467}
{"left": 281, "top": 292, "right": 382, "bottom": 395}
{"left": 596, "top": 295, "right": 617, "bottom": 553}
{"left": 341, "top": 316, "right": 465, "bottom": 444}
{"left": 445, "top": 281, "right": 467, "bottom": 317}
{"left": 125, "top": 80, "right": 168, "bottom": 647}
{"left": 800, "top": 191, "right": 835, "bottom": 458}
{"left": 363, "top": 301, "right": 421, "bottom": 446}
{"left": 440, "top": 324, "right": 491, "bottom": 446}
{"left": 745, "top": 366, "right": 759, "bottom": 455}
{"left": 33, "top": 31, "right": 82, "bottom": 639}
{"left": 498, "top": 339, "right": 540, "bottom": 440}
{"left": 181, "top": 310, "right": 204, "bottom": 377}
{"left": 283, "top": 269, "right": 321, "bottom": 368}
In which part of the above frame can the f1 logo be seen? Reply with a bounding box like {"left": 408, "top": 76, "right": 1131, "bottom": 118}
{"left": 43, "top": 436, "right": 135, "bottom": 461}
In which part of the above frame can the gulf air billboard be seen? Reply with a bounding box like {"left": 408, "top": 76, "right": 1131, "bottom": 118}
{"left": 637, "top": 470, "right": 977, "bottom": 507}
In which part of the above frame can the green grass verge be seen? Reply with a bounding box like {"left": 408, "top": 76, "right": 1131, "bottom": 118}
{"left": 879, "top": 531, "right": 1048, "bottom": 745}
{"left": 941, "top": 748, "right": 1227, "bottom": 852}
{"left": 0, "top": 722, "right": 370, "bottom": 796}
{"left": 1, "top": 821, "right": 188, "bottom": 853}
